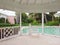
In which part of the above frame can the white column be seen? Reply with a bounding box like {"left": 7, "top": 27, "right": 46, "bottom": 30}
{"left": 20, "top": 13, "right": 21, "bottom": 27}
{"left": 19, "top": 12, "right": 22, "bottom": 35}
{"left": 42, "top": 13, "right": 44, "bottom": 34}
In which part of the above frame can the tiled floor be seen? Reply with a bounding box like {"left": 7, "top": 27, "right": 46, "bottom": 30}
{"left": 0, "top": 35, "right": 60, "bottom": 45}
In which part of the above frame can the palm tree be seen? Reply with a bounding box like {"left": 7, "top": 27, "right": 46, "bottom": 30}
{"left": 49, "top": 12, "right": 57, "bottom": 21}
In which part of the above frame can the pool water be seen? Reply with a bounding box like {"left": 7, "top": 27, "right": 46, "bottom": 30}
{"left": 44, "top": 27, "right": 60, "bottom": 35}
{"left": 21, "top": 27, "right": 60, "bottom": 36}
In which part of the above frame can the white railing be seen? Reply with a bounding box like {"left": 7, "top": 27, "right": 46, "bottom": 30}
{"left": 0, "top": 26, "right": 60, "bottom": 40}
{"left": 0, "top": 26, "right": 20, "bottom": 41}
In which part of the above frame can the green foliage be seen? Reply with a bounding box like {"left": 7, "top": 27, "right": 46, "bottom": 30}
{"left": 31, "top": 20, "right": 39, "bottom": 25}
{"left": 59, "top": 17, "right": 60, "bottom": 23}
{"left": 46, "top": 21, "right": 59, "bottom": 26}
{"left": 49, "top": 12, "right": 57, "bottom": 16}
{"left": 22, "top": 22, "right": 29, "bottom": 26}
{"left": 22, "top": 13, "right": 28, "bottom": 23}
{"left": 27, "top": 18, "right": 33, "bottom": 23}
{"left": 0, "top": 18, "right": 5, "bottom": 23}
{"left": 0, "top": 18, "right": 9, "bottom": 23}
{"left": 0, "top": 23, "right": 19, "bottom": 27}
{"left": 6, "top": 19, "right": 10, "bottom": 23}
{"left": 21, "top": 12, "right": 59, "bottom": 26}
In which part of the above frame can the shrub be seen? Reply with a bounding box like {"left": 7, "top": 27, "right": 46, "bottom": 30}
{"left": 0, "top": 18, "right": 5, "bottom": 23}
{"left": 46, "top": 21, "right": 59, "bottom": 26}
{"left": 27, "top": 18, "right": 33, "bottom": 23}
{"left": 0, "top": 18, "right": 10, "bottom": 23}
{"left": 22, "top": 22, "right": 29, "bottom": 26}
{"left": 31, "top": 20, "right": 39, "bottom": 25}
{"left": 0, "top": 23, "right": 19, "bottom": 27}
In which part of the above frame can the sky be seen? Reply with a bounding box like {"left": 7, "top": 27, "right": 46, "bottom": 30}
{"left": 26, "top": 13, "right": 29, "bottom": 16}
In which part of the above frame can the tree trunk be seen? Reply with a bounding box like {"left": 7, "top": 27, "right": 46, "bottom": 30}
{"left": 52, "top": 15, "right": 54, "bottom": 21}
{"left": 44, "top": 14, "right": 47, "bottom": 23}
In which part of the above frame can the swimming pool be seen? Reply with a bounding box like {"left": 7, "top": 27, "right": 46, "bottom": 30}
{"left": 21, "top": 26, "right": 60, "bottom": 36}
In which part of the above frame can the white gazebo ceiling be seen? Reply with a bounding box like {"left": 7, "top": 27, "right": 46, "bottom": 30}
{"left": 0, "top": 0, "right": 60, "bottom": 13}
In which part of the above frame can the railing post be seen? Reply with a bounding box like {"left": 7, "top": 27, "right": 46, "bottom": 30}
{"left": 42, "top": 13, "right": 44, "bottom": 34}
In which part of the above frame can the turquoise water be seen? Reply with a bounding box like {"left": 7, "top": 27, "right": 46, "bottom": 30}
{"left": 22, "top": 27, "right": 60, "bottom": 36}
{"left": 44, "top": 27, "right": 60, "bottom": 36}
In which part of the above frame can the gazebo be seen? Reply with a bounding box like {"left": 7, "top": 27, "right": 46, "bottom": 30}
{"left": 0, "top": 9, "right": 16, "bottom": 24}
{"left": 0, "top": 0, "right": 60, "bottom": 45}
{"left": 0, "top": 0, "right": 60, "bottom": 36}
